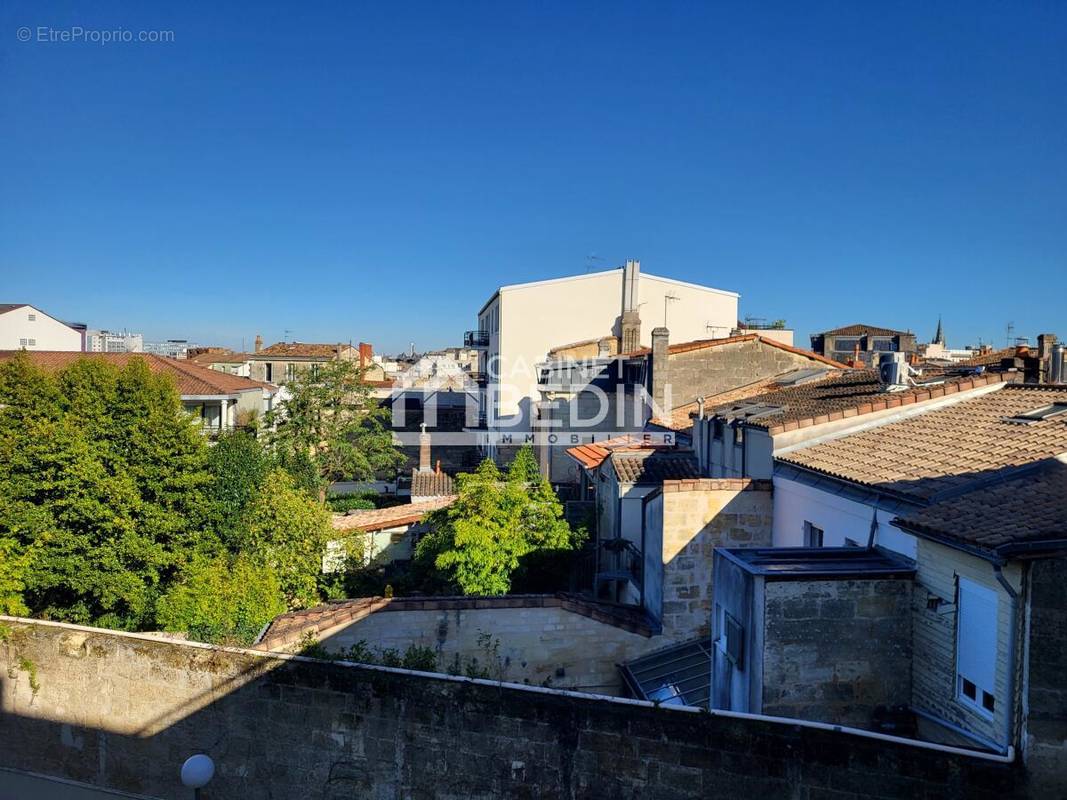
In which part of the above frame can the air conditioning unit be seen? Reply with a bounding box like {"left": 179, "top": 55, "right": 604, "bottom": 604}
{"left": 878, "top": 352, "right": 911, "bottom": 389}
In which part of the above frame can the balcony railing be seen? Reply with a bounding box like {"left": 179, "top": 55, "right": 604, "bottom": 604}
{"left": 464, "top": 330, "right": 490, "bottom": 348}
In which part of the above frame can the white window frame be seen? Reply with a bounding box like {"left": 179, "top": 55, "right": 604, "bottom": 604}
{"left": 955, "top": 576, "right": 998, "bottom": 720}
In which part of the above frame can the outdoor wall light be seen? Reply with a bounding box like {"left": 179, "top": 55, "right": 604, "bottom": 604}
{"left": 180, "top": 753, "right": 215, "bottom": 797}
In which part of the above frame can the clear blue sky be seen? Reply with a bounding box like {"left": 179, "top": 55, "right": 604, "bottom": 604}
{"left": 2, "top": 2, "right": 1064, "bottom": 354}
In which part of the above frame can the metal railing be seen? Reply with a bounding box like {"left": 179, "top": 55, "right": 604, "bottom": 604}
{"left": 464, "top": 330, "right": 490, "bottom": 348}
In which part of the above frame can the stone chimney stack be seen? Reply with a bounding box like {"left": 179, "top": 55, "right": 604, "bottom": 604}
{"left": 651, "top": 327, "right": 670, "bottom": 417}
{"left": 597, "top": 337, "right": 614, "bottom": 357}
{"left": 358, "top": 342, "right": 373, "bottom": 368}
{"left": 254, "top": 334, "right": 263, "bottom": 353}
{"left": 620, "top": 259, "right": 642, "bottom": 354}
{"left": 1037, "top": 334, "right": 1058, "bottom": 383}
{"left": 418, "top": 423, "right": 431, "bottom": 472}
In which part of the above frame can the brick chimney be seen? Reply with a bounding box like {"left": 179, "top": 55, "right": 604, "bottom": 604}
{"left": 651, "top": 327, "right": 670, "bottom": 417}
{"left": 254, "top": 334, "right": 263, "bottom": 353}
{"left": 1037, "top": 333, "right": 1057, "bottom": 383}
{"left": 418, "top": 424, "right": 431, "bottom": 472}
{"left": 358, "top": 342, "right": 373, "bottom": 368}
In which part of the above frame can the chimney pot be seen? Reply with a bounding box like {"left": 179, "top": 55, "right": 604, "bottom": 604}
{"left": 418, "top": 426, "right": 431, "bottom": 472}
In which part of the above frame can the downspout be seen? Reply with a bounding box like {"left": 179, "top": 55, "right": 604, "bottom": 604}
{"left": 993, "top": 562, "right": 1021, "bottom": 754}
{"left": 866, "top": 507, "right": 878, "bottom": 549}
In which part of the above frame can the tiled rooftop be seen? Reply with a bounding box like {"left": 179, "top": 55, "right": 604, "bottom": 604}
{"left": 893, "top": 459, "right": 1067, "bottom": 557}
{"left": 819, "top": 324, "right": 909, "bottom": 337}
{"left": 411, "top": 469, "right": 455, "bottom": 498}
{"left": 714, "top": 369, "right": 1008, "bottom": 433}
{"left": 254, "top": 342, "right": 353, "bottom": 358}
{"left": 0, "top": 350, "right": 274, "bottom": 397}
{"left": 331, "top": 496, "right": 455, "bottom": 533}
{"left": 779, "top": 385, "right": 1067, "bottom": 503}
{"left": 566, "top": 434, "right": 675, "bottom": 470}
{"left": 624, "top": 333, "right": 847, "bottom": 368}
{"left": 612, "top": 451, "right": 701, "bottom": 484}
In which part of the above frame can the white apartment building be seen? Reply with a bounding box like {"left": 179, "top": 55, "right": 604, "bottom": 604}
{"left": 86, "top": 329, "right": 145, "bottom": 353}
{"left": 0, "top": 304, "right": 84, "bottom": 351}
{"left": 469, "top": 261, "right": 739, "bottom": 442}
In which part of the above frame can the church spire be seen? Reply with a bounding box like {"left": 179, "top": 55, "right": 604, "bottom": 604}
{"left": 933, "top": 316, "right": 945, "bottom": 346}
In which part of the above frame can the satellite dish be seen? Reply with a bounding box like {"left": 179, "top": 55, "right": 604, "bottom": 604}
{"left": 181, "top": 754, "right": 215, "bottom": 789}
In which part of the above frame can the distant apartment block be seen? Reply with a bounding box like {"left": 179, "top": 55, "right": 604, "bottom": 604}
{"left": 142, "top": 339, "right": 197, "bottom": 359}
{"left": 810, "top": 323, "right": 917, "bottom": 366}
{"left": 86, "top": 329, "right": 145, "bottom": 353}
{"left": 0, "top": 303, "right": 85, "bottom": 351}
{"left": 468, "top": 261, "right": 739, "bottom": 438}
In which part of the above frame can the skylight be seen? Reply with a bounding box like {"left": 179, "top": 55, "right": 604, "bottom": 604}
{"left": 1003, "top": 402, "right": 1067, "bottom": 425}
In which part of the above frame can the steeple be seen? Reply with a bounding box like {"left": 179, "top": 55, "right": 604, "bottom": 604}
{"left": 933, "top": 316, "right": 945, "bottom": 346}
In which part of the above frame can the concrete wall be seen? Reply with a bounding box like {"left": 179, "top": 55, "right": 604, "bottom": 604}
{"left": 771, "top": 475, "right": 919, "bottom": 558}
{"left": 489, "top": 269, "right": 738, "bottom": 419}
{"left": 659, "top": 480, "right": 773, "bottom": 641}
{"left": 910, "top": 538, "right": 1023, "bottom": 749}
{"left": 316, "top": 598, "right": 659, "bottom": 694}
{"left": 761, "top": 577, "right": 913, "bottom": 728}
{"left": 0, "top": 618, "right": 1022, "bottom": 799}
{"left": 0, "top": 306, "right": 82, "bottom": 351}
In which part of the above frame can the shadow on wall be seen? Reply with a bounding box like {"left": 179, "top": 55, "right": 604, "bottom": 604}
{"left": 0, "top": 619, "right": 1024, "bottom": 800}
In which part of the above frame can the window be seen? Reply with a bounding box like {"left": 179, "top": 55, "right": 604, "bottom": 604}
{"left": 716, "top": 607, "right": 745, "bottom": 669}
{"left": 27, "top": 313, "right": 36, "bottom": 321}
{"left": 834, "top": 337, "right": 860, "bottom": 352}
{"left": 310, "top": 364, "right": 320, "bottom": 379}
{"left": 803, "top": 521, "right": 824, "bottom": 547}
{"left": 265, "top": 363, "right": 273, "bottom": 382}
{"left": 712, "top": 420, "right": 723, "bottom": 441}
{"left": 956, "top": 577, "right": 997, "bottom": 718}
{"left": 286, "top": 363, "right": 296, "bottom": 381}
{"left": 1004, "top": 403, "right": 1067, "bottom": 425}
{"left": 28, "top": 339, "right": 36, "bottom": 347}
{"left": 18, "top": 338, "right": 27, "bottom": 347}
{"left": 872, "top": 337, "right": 897, "bottom": 352}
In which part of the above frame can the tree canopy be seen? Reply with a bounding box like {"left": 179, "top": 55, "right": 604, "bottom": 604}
{"left": 414, "top": 446, "right": 582, "bottom": 595}
{"left": 266, "top": 358, "right": 405, "bottom": 499}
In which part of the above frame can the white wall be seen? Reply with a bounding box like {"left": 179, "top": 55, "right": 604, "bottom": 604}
{"left": 0, "top": 305, "right": 82, "bottom": 351}
{"left": 488, "top": 269, "right": 738, "bottom": 420}
{"left": 771, "top": 475, "right": 918, "bottom": 558}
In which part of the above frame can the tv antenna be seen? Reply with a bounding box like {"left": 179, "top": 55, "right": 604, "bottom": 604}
{"left": 585, "top": 253, "right": 604, "bottom": 273}
{"left": 663, "top": 293, "right": 680, "bottom": 328}
{"left": 1005, "top": 322, "right": 1014, "bottom": 348}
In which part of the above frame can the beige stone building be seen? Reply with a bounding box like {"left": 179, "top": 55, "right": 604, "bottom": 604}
{"left": 248, "top": 338, "right": 386, "bottom": 384}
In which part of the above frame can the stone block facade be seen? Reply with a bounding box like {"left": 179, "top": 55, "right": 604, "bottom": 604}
{"left": 660, "top": 479, "right": 772, "bottom": 640}
{"left": 0, "top": 618, "right": 1022, "bottom": 799}
{"left": 314, "top": 596, "right": 661, "bottom": 694}
{"left": 761, "top": 577, "right": 912, "bottom": 728}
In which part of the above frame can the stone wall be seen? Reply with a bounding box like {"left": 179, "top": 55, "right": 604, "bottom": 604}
{"left": 0, "top": 618, "right": 1021, "bottom": 799}
{"left": 665, "top": 337, "right": 830, "bottom": 408}
{"left": 313, "top": 597, "right": 661, "bottom": 694}
{"left": 761, "top": 577, "right": 913, "bottom": 728}
{"left": 660, "top": 479, "right": 773, "bottom": 640}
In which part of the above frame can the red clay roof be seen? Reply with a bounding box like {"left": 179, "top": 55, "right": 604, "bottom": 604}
{"left": 566, "top": 433, "right": 676, "bottom": 470}
{"left": 189, "top": 351, "right": 254, "bottom": 365}
{"left": 819, "top": 324, "right": 910, "bottom": 337}
{"left": 0, "top": 351, "right": 274, "bottom": 397}
{"left": 623, "top": 334, "right": 848, "bottom": 369}
{"left": 254, "top": 342, "right": 355, "bottom": 358}
{"left": 331, "top": 496, "right": 456, "bottom": 533}
{"left": 714, "top": 369, "right": 1009, "bottom": 434}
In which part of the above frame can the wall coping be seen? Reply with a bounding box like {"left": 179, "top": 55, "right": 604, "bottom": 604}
{"left": 0, "top": 615, "right": 1014, "bottom": 766}
{"left": 254, "top": 592, "right": 657, "bottom": 652}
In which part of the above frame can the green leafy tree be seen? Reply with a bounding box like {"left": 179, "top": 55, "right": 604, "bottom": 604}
{"left": 0, "top": 354, "right": 213, "bottom": 628}
{"left": 267, "top": 359, "right": 404, "bottom": 500}
{"left": 415, "top": 446, "right": 580, "bottom": 595}
{"left": 0, "top": 537, "right": 31, "bottom": 616}
{"left": 156, "top": 554, "right": 287, "bottom": 645}
{"left": 240, "top": 469, "right": 333, "bottom": 608}
{"left": 205, "top": 430, "right": 272, "bottom": 549}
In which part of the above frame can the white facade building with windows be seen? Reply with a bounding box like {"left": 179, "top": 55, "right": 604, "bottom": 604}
{"left": 0, "top": 303, "right": 83, "bottom": 351}
{"left": 86, "top": 329, "right": 145, "bottom": 353}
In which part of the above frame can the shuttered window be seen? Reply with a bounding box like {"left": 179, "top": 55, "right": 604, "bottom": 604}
{"left": 956, "top": 577, "right": 998, "bottom": 717}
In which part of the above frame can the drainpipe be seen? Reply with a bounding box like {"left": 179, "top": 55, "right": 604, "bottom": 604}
{"left": 993, "top": 562, "right": 1021, "bottom": 753}
{"left": 866, "top": 508, "right": 878, "bottom": 549}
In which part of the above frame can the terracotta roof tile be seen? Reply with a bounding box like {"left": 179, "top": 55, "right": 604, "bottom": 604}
{"left": 715, "top": 370, "right": 1007, "bottom": 430}
{"left": 330, "top": 496, "right": 455, "bottom": 533}
{"left": 894, "top": 460, "right": 1067, "bottom": 556}
{"left": 819, "top": 323, "right": 909, "bottom": 337}
{"left": 254, "top": 342, "right": 354, "bottom": 358}
{"left": 781, "top": 385, "right": 1067, "bottom": 503}
{"left": 0, "top": 350, "right": 274, "bottom": 397}
{"left": 565, "top": 434, "right": 674, "bottom": 470}
{"left": 411, "top": 469, "right": 455, "bottom": 498}
{"left": 612, "top": 451, "right": 701, "bottom": 484}
{"left": 623, "top": 333, "right": 848, "bottom": 368}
